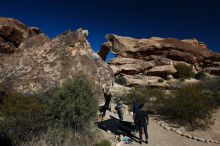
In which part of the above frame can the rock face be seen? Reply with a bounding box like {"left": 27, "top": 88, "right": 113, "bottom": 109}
{"left": 100, "top": 34, "right": 220, "bottom": 87}
{"left": 0, "top": 17, "right": 39, "bottom": 53}
{"left": 106, "top": 35, "right": 213, "bottom": 63}
{"left": 0, "top": 18, "right": 113, "bottom": 97}
{"left": 123, "top": 75, "right": 168, "bottom": 88}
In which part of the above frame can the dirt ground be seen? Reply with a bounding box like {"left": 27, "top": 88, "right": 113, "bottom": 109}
{"left": 181, "top": 109, "right": 220, "bottom": 142}
{"left": 98, "top": 106, "right": 220, "bottom": 146}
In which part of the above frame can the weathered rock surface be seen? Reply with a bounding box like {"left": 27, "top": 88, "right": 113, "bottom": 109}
{"left": 98, "top": 41, "right": 111, "bottom": 61}
{"left": 0, "top": 18, "right": 113, "bottom": 97}
{"left": 109, "top": 57, "right": 155, "bottom": 75}
{"left": 100, "top": 34, "right": 220, "bottom": 87}
{"left": 144, "top": 64, "right": 176, "bottom": 77}
{"left": 122, "top": 74, "right": 168, "bottom": 87}
{"left": 105, "top": 35, "right": 213, "bottom": 63}
{"left": 0, "top": 17, "right": 39, "bottom": 53}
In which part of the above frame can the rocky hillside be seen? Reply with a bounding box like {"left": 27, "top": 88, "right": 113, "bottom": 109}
{"left": 99, "top": 34, "right": 220, "bottom": 87}
{"left": 0, "top": 18, "right": 113, "bottom": 96}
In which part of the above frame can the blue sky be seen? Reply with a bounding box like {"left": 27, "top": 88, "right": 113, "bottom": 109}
{"left": 0, "top": 0, "right": 220, "bottom": 60}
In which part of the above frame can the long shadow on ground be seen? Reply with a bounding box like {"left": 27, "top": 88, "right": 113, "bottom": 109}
{"left": 97, "top": 115, "right": 140, "bottom": 142}
{"left": 0, "top": 135, "right": 12, "bottom": 146}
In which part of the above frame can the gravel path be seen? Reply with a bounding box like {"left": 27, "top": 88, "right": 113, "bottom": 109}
{"left": 100, "top": 110, "right": 219, "bottom": 146}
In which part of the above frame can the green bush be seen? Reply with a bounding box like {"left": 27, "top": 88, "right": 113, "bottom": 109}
{"left": 202, "top": 77, "right": 220, "bottom": 91}
{"left": 123, "top": 87, "right": 148, "bottom": 105}
{"left": 0, "top": 93, "right": 48, "bottom": 145}
{"left": 173, "top": 63, "right": 195, "bottom": 79}
{"left": 158, "top": 84, "right": 214, "bottom": 129}
{"left": 158, "top": 79, "right": 164, "bottom": 83}
{"left": 95, "top": 139, "right": 111, "bottom": 146}
{"left": 114, "top": 76, "right": 127, "bottom": 86}
{"left": 0, "top": 76, "right": 99, "bottom": 145}
{"left": 195, "top": 72, "right": 207, "bottom": 80}
{"left": 179, "top": 78, "right": 185, "bottom": 82}
{"left": 47, "top": 77, "right": 98, "bottom": 131}
{"left": 122, "top": 78, "right": 220, "bottom": 130}
{"left": 212, "top": 91, "right": 220, "bottom": 107}
{"left": 122, "top": 87, "right": 166, "bottom": 112}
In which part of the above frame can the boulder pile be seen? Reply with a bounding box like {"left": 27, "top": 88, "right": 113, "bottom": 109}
{"left": 100, "top": 34, "right": 220, "bottom": 87}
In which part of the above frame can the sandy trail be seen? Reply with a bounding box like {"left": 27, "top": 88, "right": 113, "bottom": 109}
{"left": 99, "top": 109, "right": 219, "bottom": 146}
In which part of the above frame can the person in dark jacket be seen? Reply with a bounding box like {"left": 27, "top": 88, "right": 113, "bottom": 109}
{"left": 132, "top": 100, "right": 140, "bottom": 133}
{"left": 132, "top": 100, "right": 140, "bottom": 116}
{"left": 135, "top": 104, "right": 149, "bottom": 144}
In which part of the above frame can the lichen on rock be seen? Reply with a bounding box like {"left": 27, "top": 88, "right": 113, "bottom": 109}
{"left": 0, "top": 18, "right": 113, "bottom": 97}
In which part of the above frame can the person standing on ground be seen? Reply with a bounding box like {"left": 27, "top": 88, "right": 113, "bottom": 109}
{"left": 100, "top": 91, "right": 112, "bottom": 121}
{"left": 115, "top": 98, "right": 124, "bottom": 121}
{"left": 135, "top": 104, "right": 149, "bottom": 144}
{"left": 132, "top": 100, "right": 140, "bottom": 133}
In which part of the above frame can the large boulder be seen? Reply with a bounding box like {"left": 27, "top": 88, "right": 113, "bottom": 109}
{"left": 109, "top": 56, "right": 176, "bottom": 77}
{"left": 98, "top": 41, "right": 111, "bottom": 61}
{"left": 144, "top": 65, "right": 176, "bottom": 77}
{"left": 122, "top": 75, "right": 169, "bottom": 88}
{"left": 0, "top": 18, "right": 113, "bottom": 97}
{"left": 109, "top": 57, "right": 155, "bottom": 75}
{"left": 105, "top": 34, "right": 215, "bottom": 63}
{"left": 0, "top": 17, "right": 39, "bottom": 53}
{"left": 100, "top": 34, "right": 220, "bottom": 88}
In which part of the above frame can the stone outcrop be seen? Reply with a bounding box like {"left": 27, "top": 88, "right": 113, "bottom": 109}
{"left": 122, "top": 75, "right": 169, "bottom": 88}
{"left": 98, "top": 41, "right": 111, "bottom": 61}
{"left": 105, "top": 35, "right": 214, "bottom": 63}
{"left": 0, "top": 18, "right": 113, "bottom": 97}
{"left": 0, "top": 17, "right": 39, "bottom": 53}
{"left": 100, "top": 34, "right": 220, "bottom": 87}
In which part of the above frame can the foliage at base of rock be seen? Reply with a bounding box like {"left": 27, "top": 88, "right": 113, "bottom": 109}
{"left": 122, "top": 87, "right": 166, "bottom": 112}
{"left": 0, "top": 92, "right": 48, "bottom": 145}
{"left": 47, "top": 76, "right": 98, "bottom": 131}
{"left": 95, "top": 139, "right": 112, "bottom": 146}
{"left": 123, "top": 80, "right": 220, "bottom": 130}
{"left": 158, "top": 79, "right": 164, "bottom": 83}
{"left": 114, "top": 76, "right": 127, "bottom": 86}
{"left": 195, "top": 72, "right": 207, "bottom": 80}
{"left": 0, "top": 76, "right": 99, "bottom": 145}
{"left": 202, "top": 77, "right": 220, "bottom": 91}
{"left": 173, "top": 63, "right": 195, "bottom": 79}
{"left": 158, "top": 84, "right": 214, "bottom": 129}
{"left": 45, "top": 127, "right": 97, "bottom": 146}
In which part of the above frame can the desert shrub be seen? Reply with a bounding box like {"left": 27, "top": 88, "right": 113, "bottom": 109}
{"left": 208, "top": 55, "right": 220, "bottom": 62}
{"left": 46, "top": 126, "right": 97, "bottom": 146}
{"left": 114, "top": 76, "right": 127, "bottom": 86}
{"left": 47, "top": 77, "right": 98, "bottom": 132}
{"left": 123, "top": 87, "right": 148, "bottom": 105}
{"left": 179, "top": 78, "right": 185, "bottom": 82}
{"left": 158, "top": 84, "right": 214, "bottom": 129}
{"left": 202, "top": 77, "right": 220, "bottom": 91}
{"left": 95, "top": 139, "right": 111, "bottom": 146}
{"left": 122, "top": 87, "right": 166, "bottom": 112}
{"left": 0, "top": 76, "right": 99, "bottom": 145}
{"left": 173, "top": 63, "right": 195, "bottom": 79}
{"left": 0, "top": 92, "right": 48, "bottom": 145}
{"left": 211, "top": 91, "right": 220, "bottom": 107}
{"left": 195, "top": 72, "right": 207, "bottom": 80}
{"left": 158, "top": 79, "right": 164, "bottom": 83}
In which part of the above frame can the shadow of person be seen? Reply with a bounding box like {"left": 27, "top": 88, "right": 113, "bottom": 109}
{"left": 0, "top": 135, "right": 12, "bottom": 146}
{"left": 96, "top": 115, "right": 140, "bottom": 143}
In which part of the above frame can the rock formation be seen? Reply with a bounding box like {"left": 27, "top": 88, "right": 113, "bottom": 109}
{"left": 0, "top": 17, "right": 39, "bottom": 53}
{"left": 0, "top": 18, "right": 113, "bottom": 97}
{"left": 100, "top": 34, "right": 220, "bottom": 87}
